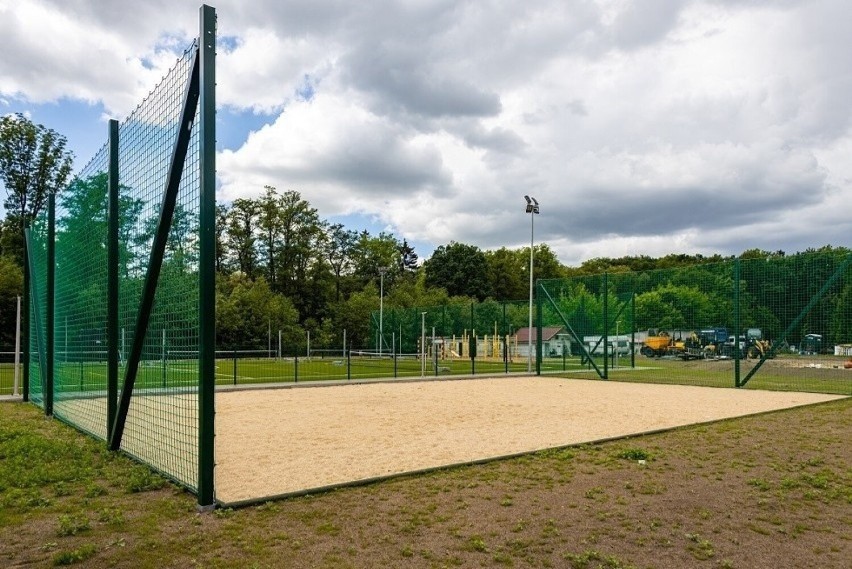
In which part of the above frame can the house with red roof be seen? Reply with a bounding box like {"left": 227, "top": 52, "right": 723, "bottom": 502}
{"left": 515, "top": 326, "right": 571, "bottom": 357}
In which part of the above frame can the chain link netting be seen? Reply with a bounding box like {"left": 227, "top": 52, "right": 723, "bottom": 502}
{"left": 28, "top": 42, "right": 202, "bottom": 490}
{"left": 539, "top": 251, "right": 851, "bottom": 395}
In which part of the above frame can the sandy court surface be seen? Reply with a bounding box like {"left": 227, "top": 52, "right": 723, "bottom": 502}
{"left": 214, "top": 376, "right": 845, "bottom": 504}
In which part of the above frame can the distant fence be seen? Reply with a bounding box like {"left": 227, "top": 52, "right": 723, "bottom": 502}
{"left": 538, "top": 251, "right": 852, "bottom": 395}
{"left": 0, "top": 349, "right": 21, "bottom": 396}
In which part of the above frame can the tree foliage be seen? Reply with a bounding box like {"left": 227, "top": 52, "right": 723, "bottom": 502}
{"left": 0, "top": 113, "right": 74, "bottom": 264}
{"left": 424, "top": 242, "right": 491, "bottom": 301}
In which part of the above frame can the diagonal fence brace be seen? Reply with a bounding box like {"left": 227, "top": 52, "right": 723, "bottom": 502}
{"left": 109, "top": 49, "right": 201, "bottom": 450}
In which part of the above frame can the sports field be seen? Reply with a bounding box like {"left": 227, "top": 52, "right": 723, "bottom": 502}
{"left": 6, "top": 353, "right": 586, "bottom": 395}
{"left": 213, "top": 376, "right": 844, "bottom": 505}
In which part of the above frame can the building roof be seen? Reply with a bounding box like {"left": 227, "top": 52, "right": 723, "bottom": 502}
{"left": 516, "top": 327, "right": 565, "bottom": 344}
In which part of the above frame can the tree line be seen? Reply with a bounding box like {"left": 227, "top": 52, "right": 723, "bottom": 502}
{"left": 1, "top": 113, "right": 848, "bottom": 353}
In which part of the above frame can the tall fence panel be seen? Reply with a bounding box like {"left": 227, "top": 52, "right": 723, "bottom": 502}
{"left": 26, "top": 6, "right": 216, "bottom": 506}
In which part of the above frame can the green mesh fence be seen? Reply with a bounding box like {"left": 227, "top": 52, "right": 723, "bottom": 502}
{"left": 365, "top": 300, "right": 535, "bottom": 377}
{"left": 53, "top": 144, "right": 110, "bottom": 440}
{"left": 539, "top": 251, "right": 852, "bottom": 395}
{"left": 26, "top": 219, "right": 48, "bottom": 408}
{"left": 26, "top": 37, "right": 209, "bottom": 492}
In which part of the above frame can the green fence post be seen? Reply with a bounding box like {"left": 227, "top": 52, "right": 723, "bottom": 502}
{"left": 294, "top": 354, "right": 299, "bottom": 383}
{"left": 197, "top": 3, "right": 217, "bottom": 511}
{"left": 536, "top": 282, "right": 542, "bottom": 375}
{"left": 502, "top": 302, "right": 508, "bottom": 374}
{"left": 46, "top": 190, "right": 55, "bottom": 416}
{"left": 630, "top": 292, "right": 636, "bottom": 369}
{"left": 233, "top": 349, "right": 237, "bottom": 386}
{"left": 107, "top": 119, "right": 119, "bottom": 433}
{"left": 602, "top": 272, "right": 608, "bottom": 380}
{"left": 347, "top": 343, "right": 351, "bottom": 380}
{"left": 734, "top": 259, "right": 741, "bottom": 387}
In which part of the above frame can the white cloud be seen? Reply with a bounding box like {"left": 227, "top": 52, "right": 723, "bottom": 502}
{"left": 2, "top": 0, "right": 851, "bottom": 265}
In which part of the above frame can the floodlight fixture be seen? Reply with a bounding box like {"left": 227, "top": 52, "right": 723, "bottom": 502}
{"left": 524, "top": 195, "right": 540, "bottom": 373}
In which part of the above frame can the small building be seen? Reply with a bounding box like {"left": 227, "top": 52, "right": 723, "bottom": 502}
{"left": 515, "top": 327, "right": 570, "bottom": 357}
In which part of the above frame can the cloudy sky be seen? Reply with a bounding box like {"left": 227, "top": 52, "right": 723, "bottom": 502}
{"left": 1, "top": 0, "right": 850, "bottom": 265}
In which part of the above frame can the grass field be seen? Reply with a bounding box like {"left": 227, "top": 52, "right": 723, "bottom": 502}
{"left": 5, "top": 353, "right": 850, "bottom": 396}
{"left": 0, "top": 396, "right": 848, "bottom": 568}
{"left": 1, "top": 355, "right": 587, "bottom": 395}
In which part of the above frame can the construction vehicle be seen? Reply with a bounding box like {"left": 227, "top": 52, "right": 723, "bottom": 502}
{"left": 695, "top": 327, "right": 729, "bottom": 359}
{"left": 640, "top": 329, "right": 704, "bottom": 359}
{"left": 640, "top": 329, "right": 682, "bottom": 358}
{"left": 800, "top": 333, "right": 823, "bottom": 355}
{"left": 744, "top": 328, "right": 774, "bottom": 359}
{"left": 641, "top": 327, "right": 728, "bottom": 360}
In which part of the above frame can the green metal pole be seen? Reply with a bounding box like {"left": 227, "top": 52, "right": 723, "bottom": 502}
{"left": 46, "top": 191, "right": 55, "bottom": 416}
{"left": 107, "top": 119, "right": 119, "bottom": 432}
{"left": 197, "top": 3, "right": 217, "bottom": 510}
{"left": 734, "top": 259, "right": 741, "bottom": 387}
{"left": 503, "top": 302, "right": 508, "bottom": 374}
{"left": 630, "top": 292, "right": 636, "bottom": 368}
{"left": 602, "top": 273, "right": 608, "bottom": 380}
{"left": 535, "top": 282, "right": 542, "bottom": 375}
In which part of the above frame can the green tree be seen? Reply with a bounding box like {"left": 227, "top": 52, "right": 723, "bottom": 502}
{"left": 256, "top": 185, "right": 283, "bottom": 289}
{"left": 216, "top": 273, "right": 300, "bottom": 350}
{"left": 330, "top": 283, "right": 380, "bottom": 349}
{"left": 398, "top": 239, "right": 419, "bottom": 275}
{"left": 424, "top": 241, "right": 491, "bottom": 300}
{"left": 322, "top": 223, "right": 358, "bottom": 302}
{"left": 485, "top": 248, "right": 526, "bottom": 301}
{"left": 215, "top": 204, "right": 228, "bottom": 274}
{"left": 0, "top": 255, "right": 23, "bottom": 347}
{"left": 0, "top": 113, "right": 73, "bottom": 265}
{"left": 225, "top": 197, "right": 260, "bottom": 279}
{"left": 352, "top": 231, "right": 402, "bottom": 284}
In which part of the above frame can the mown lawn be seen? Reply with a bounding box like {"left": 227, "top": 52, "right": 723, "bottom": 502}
{"left": 0, "top": 396, "right": 849, "bottom": 568}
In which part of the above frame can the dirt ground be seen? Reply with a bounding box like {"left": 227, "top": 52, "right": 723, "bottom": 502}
{"left": 677, "top": 355, "right": 852, "bottom": 379}
{"left": 1, "top": 394, "right": 849, "bottom": 568}
{"left": 214, "top": 376, "right": 843, "bottom": 505}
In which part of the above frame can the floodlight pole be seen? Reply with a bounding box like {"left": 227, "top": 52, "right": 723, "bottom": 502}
{"left": 525, "top": 196, "right": 539, "bottom": 374}
{"left": 379, "top": 267, "right": 387, "bottom": 356}
{"left": 615, "top": 320, "right": 620, "bottom": 369}
{"left": 421, "top": 312, "right": 427, "bottom": 377}
{"left": 13, "top": 295, "right": 20, "bottom": 396}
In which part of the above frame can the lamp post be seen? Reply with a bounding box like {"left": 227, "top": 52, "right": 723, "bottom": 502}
{"left": 378, "top": 267, "right": 387, "bottom": 356}
{"left": 615, "top": 319, "right": 621, "bottom": 369}
{"left": 421, "top": 312, "right": 427, "bottom": 377}
{"left": 524, "top": 195, "right": 540, "bottom": 374}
